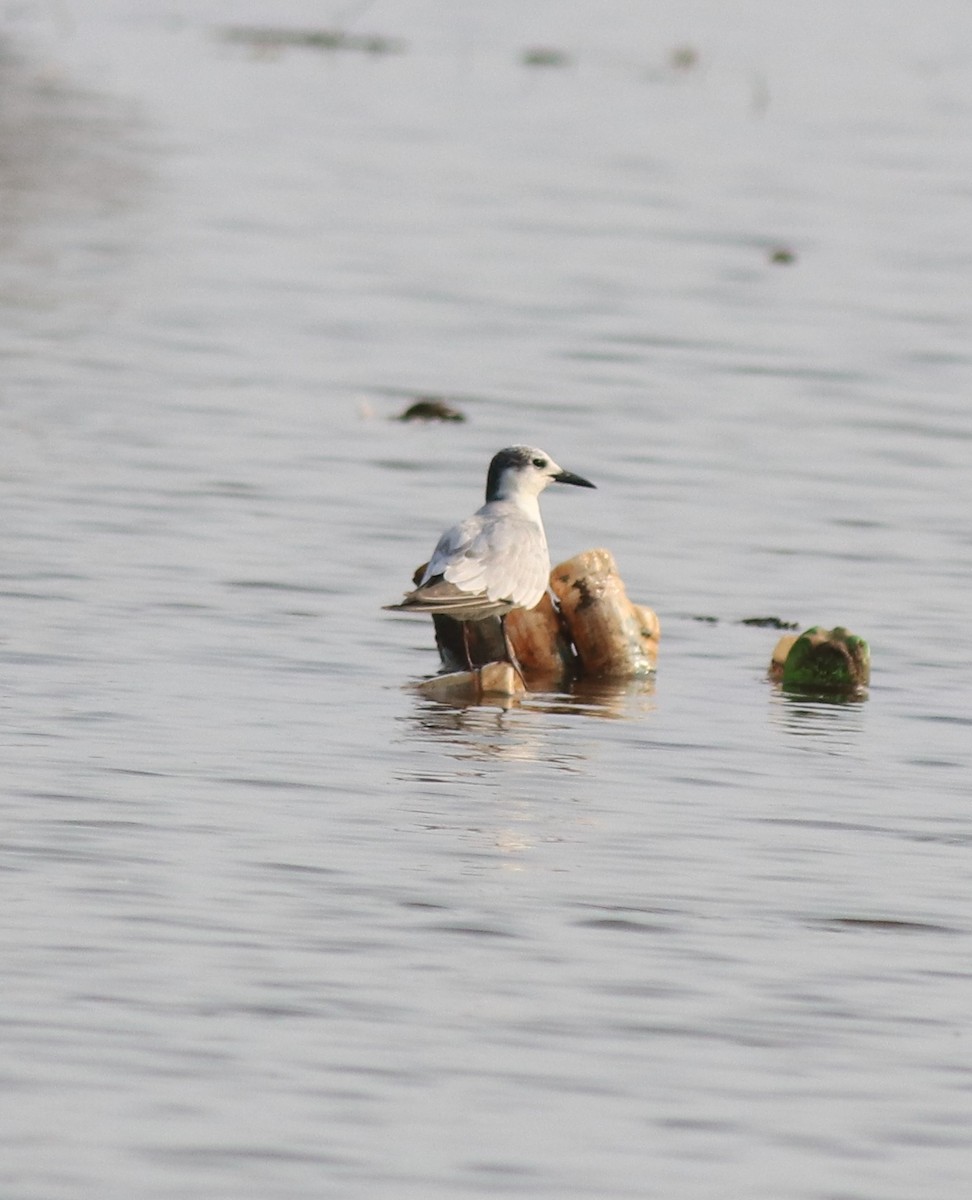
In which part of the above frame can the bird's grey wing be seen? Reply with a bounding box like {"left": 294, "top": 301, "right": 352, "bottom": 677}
{"left": 440, "top": 508, "right": 549, "bottom": 609}
{"left": 381, "top": 515, "right": 510, "bottom": 618}
{"left": 420, "top": 516, "right": 483, "bottom": 587}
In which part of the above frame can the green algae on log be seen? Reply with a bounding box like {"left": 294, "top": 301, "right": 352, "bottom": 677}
{"left": 771, "top": 626, "right": 870, "bottom": 694}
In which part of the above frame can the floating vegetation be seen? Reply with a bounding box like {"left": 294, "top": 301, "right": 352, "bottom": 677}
{"left": 520, "top": 46, "right": 572, "bottom": 68}
{"left": 396, "top": 398, "right": 466, "bottom": 423}
{"left": 644, "top": 44, "right": 702, "bottom": 83}
{"left": 769, "top": 245, "right": 797, "bottom": 265}
{"left": 741, "top": 616, "right": 799, "bottom": 630}
{"left": 220, "top": 26, "right": 406, "bottom": 57}
{"left": 669, "top": 45, "right": 700, "bottom": 71}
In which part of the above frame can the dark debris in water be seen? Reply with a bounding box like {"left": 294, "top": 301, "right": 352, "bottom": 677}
{"left": 220, "top": 26, "right": 406, "bottom": 56}
{"left": 644, "top": 45, "right": 703, "bottom": 83}
{"left": 521, "top": 46, "right": 572, "bottom": 68}
{"left": 769, "top": 245, "right": 797, "bottom": 264}
{"left": 816, "top": 917, "right": 957, "bottom": 935}
{"left": 396, "top": 397, "right": 466, "bottom": 423}
{"left": 687, "top": 614, "right": 801, "bottom": 630}
{"left": 224, "top": 579, "right": 329, "bottom": 594}
{"left": 575, "top": 916, "right": 674, "bottom": 934}
{"left": 669, "top": 45, "right": 700, "bottom": 71}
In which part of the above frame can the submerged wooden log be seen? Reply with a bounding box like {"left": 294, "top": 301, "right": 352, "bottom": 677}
{"left": 430, "top": 593, "right": 575, "bottom": 684}
{"left": 504, "top": 593, "right": 576, "bottom": 681}
{"left": 550, "top": 549, "right": 659, "bottom": 678}
{"left": 416, "top": 661, "right": 525, "bottom": 701}
{"left": 770, "top": 626, "right": 870, "bottom": 693}
{"left": 770, "top": 635, "right": 799, "bottom": 673}
{"left": 430, "top": 611, "right": 507, "bottom": 673}
{"left": 406, "top": 548, "right": 658, "bottom": 694}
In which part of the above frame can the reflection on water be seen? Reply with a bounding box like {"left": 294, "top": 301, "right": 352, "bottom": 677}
{"left": 545, "top": 675, "right": 657, "bottom": 718}
{"left": 768, "top": 682, "right": 868, "bottom": 748}
{"left": 402, "top": 698, "right": 587, "bottom": 766}
{"left": 406, "top": 672, "right": 656, "bottom": 719}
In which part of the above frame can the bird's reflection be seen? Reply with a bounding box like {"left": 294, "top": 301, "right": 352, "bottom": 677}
{"left": 393, "top": 673, "right": 656, "bottom": 875}
{"left": 410, "top": 672, "right": 655, "bottom": 718}
{"left": 395, "top": 674, "right": 654, "bottom": 767}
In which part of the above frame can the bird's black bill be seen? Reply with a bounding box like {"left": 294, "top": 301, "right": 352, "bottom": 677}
{"left": 553, "top": 469, "right": 596, "bottom": 489}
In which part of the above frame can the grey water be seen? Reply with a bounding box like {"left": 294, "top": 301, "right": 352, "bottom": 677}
{"left": 2, "top": 2, "right": 972, "bottom": 1197}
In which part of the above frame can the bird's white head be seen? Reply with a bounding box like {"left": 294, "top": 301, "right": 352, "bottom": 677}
{"left": 485, "top": 445, "right": 596, "bottom": 504}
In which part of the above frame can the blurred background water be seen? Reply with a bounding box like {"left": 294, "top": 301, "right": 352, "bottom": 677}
{"left": 2, "top": 2, "right": 972, "bottom": 1197}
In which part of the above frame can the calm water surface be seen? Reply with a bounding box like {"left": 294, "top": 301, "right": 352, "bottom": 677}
{"left": 2, "top": 2, "right": 972, "bottom": 1197}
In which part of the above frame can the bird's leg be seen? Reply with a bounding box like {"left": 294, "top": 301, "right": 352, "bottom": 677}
{"left": 501, "top": 615, "right": 527, "bottom": 689}
{"left": 461, "top": 621, "right": 474, "bottom": 671}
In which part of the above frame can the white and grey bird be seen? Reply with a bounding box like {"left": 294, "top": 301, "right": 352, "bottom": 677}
{"left": 384, "top": 446, "right": 595, "bottom": 642}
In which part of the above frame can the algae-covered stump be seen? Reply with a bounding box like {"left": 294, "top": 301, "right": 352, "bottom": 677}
{"left": 771, "top": 626, "right": 870, "bottom": 695}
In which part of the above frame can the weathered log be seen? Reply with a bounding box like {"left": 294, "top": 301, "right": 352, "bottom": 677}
{"left": 770, "top": 626, "right": 870, "bottom": 693}
{"left": 550, "top": 549, "right": 659, "bottom": 678}
{"left": 405, "top": 548, "right": 658, "bottom": 693}
{"left": 431, "top": 612, "right": 507, "bottom": 673}
{"left": 416, "top": 661, "right": 525, "bottom": 701}
{"left": 504, "top": 593, "right": 576, "bottom": 681}
{"left": 429, "top": 593, "right": 574, "bottom": 683}
{"left": 770, "top": 635, "right": 799, "bottom": 673}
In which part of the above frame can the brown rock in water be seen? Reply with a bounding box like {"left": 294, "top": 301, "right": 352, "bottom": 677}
{"left": 550, "top": 549, "right": 659, "bottom": 678}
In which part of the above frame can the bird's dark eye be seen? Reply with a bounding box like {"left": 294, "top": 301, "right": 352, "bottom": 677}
{"left": 531, "top": 456, "right": 548, "bottom": 469}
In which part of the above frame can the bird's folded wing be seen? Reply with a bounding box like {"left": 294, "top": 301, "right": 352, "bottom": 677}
{"left": 433, "top": 509, "right": 548, "bottom": 610}
{"left": 422, "top": 516, "right": 481, "bottom": 583}
{"left": 384, "top": 577, "right": 511, "bottom": 618}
